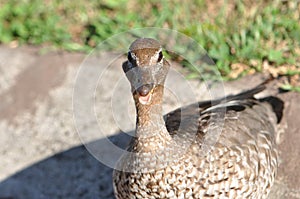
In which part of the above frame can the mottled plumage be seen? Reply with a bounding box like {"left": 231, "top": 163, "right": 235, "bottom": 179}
{"left": 113, "top": 38, "right": 283, "bottom": 199}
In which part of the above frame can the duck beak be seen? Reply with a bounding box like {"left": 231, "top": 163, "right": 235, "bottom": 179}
{"left": 125, "top": 66, "right": 156, "bottom": 105}
{"left": 136, "top": 84, "right": 154, "bottom": 105}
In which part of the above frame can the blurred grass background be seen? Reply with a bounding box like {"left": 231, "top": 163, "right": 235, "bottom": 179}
{"left": 0, "top": 0, "right": 299, "bottom": 89}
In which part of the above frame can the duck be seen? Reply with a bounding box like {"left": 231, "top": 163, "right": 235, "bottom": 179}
{"left": 113, "top": 38, "right": 284, "bottom": 199}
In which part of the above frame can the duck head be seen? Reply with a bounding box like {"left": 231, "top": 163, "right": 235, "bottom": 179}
{"left": 122, "top": 38, "right": 170, "bottom": 106}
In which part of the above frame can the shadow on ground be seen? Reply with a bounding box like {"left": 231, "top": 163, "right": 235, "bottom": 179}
{"left": 0, "top": 132, "right": 132, "bottom": 199}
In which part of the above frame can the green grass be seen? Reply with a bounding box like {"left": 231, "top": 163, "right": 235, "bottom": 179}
{"left": 0, "top": 0, "right": 71, "bottom": 46}
{"left": 0, "top": 0, "right": 299, "bottom": 85}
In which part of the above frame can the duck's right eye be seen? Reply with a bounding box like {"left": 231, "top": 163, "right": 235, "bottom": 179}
{"left": 128, "top": 52, "right": 135, "bottom": 63}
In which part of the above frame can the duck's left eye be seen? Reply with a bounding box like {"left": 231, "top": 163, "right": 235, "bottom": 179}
{"left": 157, "top": 51, "right": 163, "bottom": 62}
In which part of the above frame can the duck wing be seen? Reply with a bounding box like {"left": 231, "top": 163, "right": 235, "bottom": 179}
{"left": 164, "top": 84, "right": 283, "bottom": 146}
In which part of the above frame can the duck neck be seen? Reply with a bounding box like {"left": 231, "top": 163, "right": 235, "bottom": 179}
{"left": 134, "top": 86, "right": 169, "bottom": 139}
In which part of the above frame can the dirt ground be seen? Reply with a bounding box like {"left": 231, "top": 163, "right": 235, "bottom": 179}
{"left": 0, "top": 45, "right": 299, "bottom": 198}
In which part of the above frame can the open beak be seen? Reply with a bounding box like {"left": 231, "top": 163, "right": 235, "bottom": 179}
{"left": 136, "top": 83, "right": 154, "bottom": 105}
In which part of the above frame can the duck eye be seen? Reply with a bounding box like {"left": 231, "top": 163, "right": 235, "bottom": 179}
{"left": 128, "top": 52, "right": 135, "bottom": 63}
{"left": 157, "top": 51, "right": 163, "bottom": 62}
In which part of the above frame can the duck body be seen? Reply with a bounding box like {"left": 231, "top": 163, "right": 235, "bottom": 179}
{"left": 113, "top": 38, "right": 283, "bottom": 199}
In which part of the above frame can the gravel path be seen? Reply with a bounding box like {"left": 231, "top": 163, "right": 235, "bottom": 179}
{"left": 0, "top": 45, "right": 299, "bottom": 199}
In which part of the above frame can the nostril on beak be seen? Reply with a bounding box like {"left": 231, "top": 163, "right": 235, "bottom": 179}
{"left": 137, "top": 84, "right": 153, "bottom": 96}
